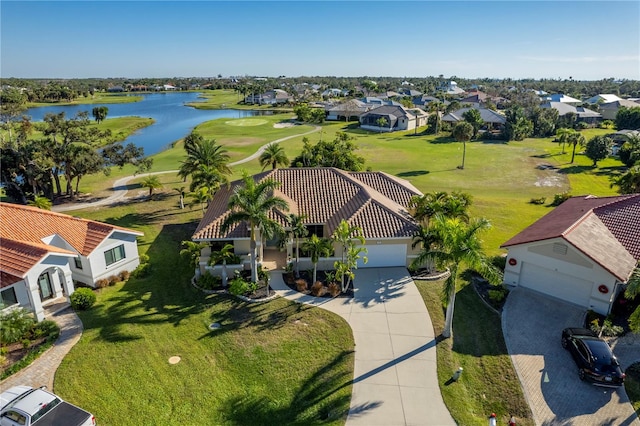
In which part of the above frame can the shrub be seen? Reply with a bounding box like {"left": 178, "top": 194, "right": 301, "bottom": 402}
{"left": 328, "top": 282, "right": 341, "bottom": 297}
{"left": 33, "top": 320, "right": 59, "bottom": 341}
{"left": 295, "top": 279, "right": 308, "bottom": 292}
{"left": 70, "top": 288, "right": 97, "bottom": 311}
{"left": 257, "top": 265, "right": 270, "bottom": 282}
{"left": 118, "top": 270, "right": 131, "bottom": 281}
{"left": 551, "top": 192, "right": 571, "bottom": 206}
{"left": 107, "top": 275, "right": 120, "bottom": 286}
{"left": 529, "top": 197, "right": 546, "bottom": 205}
{"left": 131, "top": 262, "right": 151, "bottom": 278}
{"left": 95, "top": 279, "right": 110, "bottom": 289}
{"left": 198, "top": 273, "right": 222, "bottom": 290}
{"left": 490, "top": 255, "right": 507, "bottom": 272}
{"left": 488, "top": 288, "right": 507, "bottom": 303}
{"left": 0, "top": 308, "right": 35, "bottom": 345}
{"left": 139, "top": 253, "right": 150, "bottom": 264}
{"left": 21, "top": 339, "right": 31, "bottom": 349}
{"left": 229, "top": 277, "right": 251, "bottom": 296}
{"left": 311, "top": 281, "right": 327, "bottom": 297}
{"left": 575, "top": 121, "right": 589, "bottom": 130}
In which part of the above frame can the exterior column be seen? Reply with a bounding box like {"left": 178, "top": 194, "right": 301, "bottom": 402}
{"left": 25, "top": 278, "right": 45, "bottom": 322}
{"left": 61, "top": 269, "right": 75, "bottom": 299}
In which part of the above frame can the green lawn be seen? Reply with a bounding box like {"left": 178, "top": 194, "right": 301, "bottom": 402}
{"left": 50, "top": 117, "right": 629, "bottom": 425}
{"left": 27, "top": 93, "right": 143, "bottom": 107}
{"left": 188, "top": 89, "right": 293, "bottom": 112}
{"left": 626, "top": 363, "right": 640, "bottom": 416}
{"left": 55, "top": 199, "right": 354, "bottom": 426}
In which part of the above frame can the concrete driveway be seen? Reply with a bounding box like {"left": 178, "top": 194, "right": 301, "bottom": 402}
{"left": 503, "top": 288, "right": 640, "bottom": 425}
{"left": 271, "top": 267, "right": 455, "bottom": 426}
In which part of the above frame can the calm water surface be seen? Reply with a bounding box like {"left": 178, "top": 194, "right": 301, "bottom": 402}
{"left": 26, "top": 92, "right": 268, "bottom": 156}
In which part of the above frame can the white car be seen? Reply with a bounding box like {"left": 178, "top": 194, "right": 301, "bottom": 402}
{"left": 0, "top": 386, "right": 95, "bottom": 426}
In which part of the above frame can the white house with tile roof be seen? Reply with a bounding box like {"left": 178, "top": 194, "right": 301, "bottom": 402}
{"left": 501, "top": 194, "right": 640, "bottom": 315}
{"left": 0, "top": 203, "right": 143, "bottom": 321}
{"left": 585, "top": 94, "right": 622, "bottom": 105}
{"left": 192, "top": 168, "right": 423, "bottom": 274}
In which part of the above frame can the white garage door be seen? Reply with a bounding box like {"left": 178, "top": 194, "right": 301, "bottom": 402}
{"left": 519, "top": 262, "right": 593, "bottom": 307}
{"left": 358, "top": 244, "right": 407, "bottom": 268}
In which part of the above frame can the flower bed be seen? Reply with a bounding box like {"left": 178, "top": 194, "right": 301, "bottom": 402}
{"left": 282, "top": 270, "right": 353, "bottom": 298}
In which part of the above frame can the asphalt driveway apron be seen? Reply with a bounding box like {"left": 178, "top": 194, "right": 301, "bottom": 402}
{"left": 503, "top": 288, "right": 639, "bottom": 425}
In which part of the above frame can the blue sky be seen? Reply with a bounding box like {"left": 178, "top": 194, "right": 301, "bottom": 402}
{"left": 1, "top": 1, "right": 638, "bottom": 80}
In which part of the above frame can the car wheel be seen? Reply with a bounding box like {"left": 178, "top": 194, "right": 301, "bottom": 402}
{"left": 561, "top": 337, "right": 568, "bottom": 349}
{"left": 578, "top": 369, "right": 585, "bottom": 381}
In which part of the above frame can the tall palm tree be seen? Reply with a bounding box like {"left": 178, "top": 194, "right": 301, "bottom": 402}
{"left": 190, "top": 164, "right": 228, "bottom": 198}
{"left": 303, "top": 234, "right": 333, "bottom": 284}
{"left": 411, "top": 214, "right": 502, "bottom": 338}
{"left": 555, "top": 128, "right": 574, "bottom": 154}
{"left": 259, "top": 143, "right": 289, "bottom": 170}
{"left": 210, "top": 243, "right": 236, "bottom": 287}
{"left": 287, "top": 213, "right": 308, "bottom": 278}
{"left": 221, "top": 173, "right": 289, "bottom": 283}
{"left": 452, "top": 122, "right": 473, "bottom": 169}
{"left": 428, "top": 101, "right": 444, "bottom": 135}
{"left": 178, "top": 134, "right": 231, "bottom": 183}
{"left": 568, "top": 131, "right": 586, "bottom": 163}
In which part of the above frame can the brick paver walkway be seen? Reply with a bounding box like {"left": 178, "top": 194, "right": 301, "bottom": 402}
{"left": 0, "top": 308, "right": 83, "bottom": 392}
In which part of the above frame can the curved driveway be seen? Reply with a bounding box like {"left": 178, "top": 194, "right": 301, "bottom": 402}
{"left": 271, "top": 268, "right": 455, "bottom": 426}
{"left": 503, "top": 288, "right": 640, "bottom": 425}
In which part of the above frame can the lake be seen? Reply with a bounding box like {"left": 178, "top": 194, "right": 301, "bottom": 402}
{"left": 25, "top": 92, "right": 270, "bottom": 156}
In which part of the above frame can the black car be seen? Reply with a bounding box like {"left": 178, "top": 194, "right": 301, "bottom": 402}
{"left": 561, "top": 327, "right": 625, "bottom": 387}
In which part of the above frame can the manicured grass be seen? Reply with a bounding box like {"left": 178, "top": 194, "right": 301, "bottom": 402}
{"left": 188, "top": 89, "right": 292, "bottom": 112}
{"left": 415, "top": 279, "right": 534, "bottom": 426}
{"left": 27, "top": 93, "right": 143, "bottom": 107}
{"left": 55, "top": 198, "right": 354, "bottom": 426}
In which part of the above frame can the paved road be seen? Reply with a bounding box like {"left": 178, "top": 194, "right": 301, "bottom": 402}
{"left": 52, "top": 124, "right": 320, "bottom": 213}
{"left": 271, "top": 267, "right": 455, "bottom": 426}
{"left": 503, "top": 288, "right": 640, "bottom": 426}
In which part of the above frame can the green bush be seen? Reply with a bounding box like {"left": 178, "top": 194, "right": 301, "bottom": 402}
{"left": 132, "top": 262, "right": 152, "bottom": 278}
{"left": 490, "top": 255, "right": 507, "bottom": 272}
{"left": 488, "top": 288, "right": 507, "bottom": 303}
{"left": 70, "top": 288, "right": 97, "bottom": 311}
{"left": 229, "top": 277, "right": 251, "bottom": 296}
{"left": 551, "top": 192, "right": 571, "bottom": 206}
{"left": 0, "top": 308, "right": 36, "bottom": 345}
{"left": 139, "top": 253, "right": 150, "bottom": 264}
{"left": 198, "top": 273, "right": 222, "bottom": 290}
{"left": 529, "top": 197, "right": 546, "bottom": 205}
{"left": 32, "top": 320, "right": 59, "bottom": 341}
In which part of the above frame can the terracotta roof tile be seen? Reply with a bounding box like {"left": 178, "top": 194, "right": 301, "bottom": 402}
{"left": 193, "top": 168, "right": 421, "bottom": 241}
{"left": 501, "top": 194, "right": 640, "bottom": 281}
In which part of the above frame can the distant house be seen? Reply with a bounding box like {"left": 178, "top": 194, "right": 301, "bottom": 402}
{"left": 412, "top": 95, "right": 448, "bottom": 108}
{"left": 458, "top": 91, "right": 506, "bottom": 109}
{"left": 359, "top": 105, "right": 427, "bottom": 132}
{"left": 438, "top": 81, "right": 466, "bottom": 95}
{"left": 585, "top": 94, "right": 622, "bottom": 105}
{"left": 163, "top": 84, "right": 177, "bottom": 91}
{"left": 325, "top": 99, "right": 372, "bottom": 121}
{"left": 599, "top": 99, "right": 640, "bottom": 120}
{"left": 608, "top": 129, "right": 640, "bottom": 155}
{"left": 192, "top": 168, "right": 422, "bottom": 272}
{"left": 0, "top": 203, "right": 143, "bottom": 321}
{"left": 501, "top": 194, "right": 640, "bottom": 316}
{"left": 543, "top": 94, "right": 581, "bottom": 105}
{"left": 540, "top": 102, "right": 602, "bottom": 124}
{"left": 107, "top": 86, "right": 124, "bottom": 93}
{"left": 441, "top": 107, "right": 506, "bottom": 127}
{"left": 245, "top": 89, "right": 291, "bottom": 105}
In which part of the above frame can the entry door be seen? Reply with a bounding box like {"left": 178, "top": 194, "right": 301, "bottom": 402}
{"left": 38, "top": 272, "right": 54, "bottom": 300}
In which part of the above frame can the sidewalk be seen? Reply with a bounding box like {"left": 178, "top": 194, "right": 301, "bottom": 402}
{"left": 271, "top": 267, "right": 455, "bottom": 426}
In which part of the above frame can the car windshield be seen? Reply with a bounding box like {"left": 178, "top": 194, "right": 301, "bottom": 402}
{"left": 585, "top": 340, "right": 618, "bottom": 366}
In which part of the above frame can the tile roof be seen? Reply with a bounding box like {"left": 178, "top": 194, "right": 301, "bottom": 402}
{"left": 501, "top": 194, "right": 640, "bottom": 281}
{"left": 192, "top": 168, "right": 421, "bottom": 241}
{"left": 0, "top": 202, "right": 143, "bottom": 286}
{"left": 442, "top": 107, "right": 506, "bottom": 124}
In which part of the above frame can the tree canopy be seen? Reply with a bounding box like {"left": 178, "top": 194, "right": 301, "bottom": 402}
{"left": 584, "top": 135, "right": 612, "bottom": 167}
{"left": 291, "top": 132, "right": 365, "bottom": 171}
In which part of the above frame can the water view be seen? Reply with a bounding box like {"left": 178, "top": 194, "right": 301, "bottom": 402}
{"left": 25, "top": 92, "right": 269, "bottom": 155}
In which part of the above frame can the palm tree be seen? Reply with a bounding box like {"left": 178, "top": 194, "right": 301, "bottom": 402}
{"left": 331, "top": 220, "right": 365, "bottom": 291}
{"left": 568, "top": 131, "right": 586, "bottom": 163}
{"left": 555, "top": 128, "right": 574, "bottom": 154}
{"left": 625, "top": 265, "right": 640, "bottom": 333}
{"left": 210, "top": 243, "right": 236, "bottom": 287}
{"left": 287, "top": 213, "right": 308, "bottom": 278}
{"left": 221, "top": 173, "right": 289, "bottom": 283}
{"left": 174, "top": 186, "right": 186, "bottom": 209}
{"left": 611, "top": 165, "right": 640, "bottom": 194}
{"left": 178, "top": 134, "right": 231, "bottom": 183}
{"left": 180, "top": 240, "right": 207, "bottom": 273}
{"left": 259, "top": 143, "right": 289, "bottom": 170}
{"left": 190, "top": 164, "right": 228, "bottom": 198}
{"left": 428, "top": 101, "right": 444, "bottom": 135}
{"left": 302, "top": 234, "right": 332, "bottom": 284}
{"left": 411, "top": 214, "right": 502, "bottom": 338}
{"left": 27, "top": 195, "right": 52, "bottom": 210}
{"left": 188, "top": 187, "right": 212, "bottom": 214}
{"left": 411, "top": 226, "right": 440, "bottom": 273}
{"left": 452, "top": 122, "right": 473, "bottom": 169}
{"left": 141, "top": 175, "right": 162, "bottom": 198}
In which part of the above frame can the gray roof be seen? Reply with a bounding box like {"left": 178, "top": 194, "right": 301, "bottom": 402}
{"left": 441, "top": 107, "right": 506, "bottom": 124}
{"left": 599, "top": 99, "right": 640, "bottom": 110}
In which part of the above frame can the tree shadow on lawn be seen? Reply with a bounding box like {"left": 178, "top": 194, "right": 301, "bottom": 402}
{"left": 557, "top": 165, "right": 593, "bottom": 175}
{"left": 220, "top": 350, "right": 367, "bottom": 425}
{"left": 429, "top": 135, "right": 456, "bottom": 144}
{"left": 80, "top": 222, "right": 207, "bottom": 343}
{"left": 594, "top": 165, "right": 627, "bottom": 177}
{"left": 397, "top": 170, "right": 430, "bottom": 177}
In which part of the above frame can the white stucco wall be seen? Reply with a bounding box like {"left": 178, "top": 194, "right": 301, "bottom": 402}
{"left": 504, "top": 238, "right": 619, "bottom": 314}
{"left": 88, "top": 232, "right": 141, "bottom": 285}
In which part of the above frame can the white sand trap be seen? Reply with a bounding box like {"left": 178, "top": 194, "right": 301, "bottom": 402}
{"left": 273, "top": 122, "right": 296, "bottom": 128}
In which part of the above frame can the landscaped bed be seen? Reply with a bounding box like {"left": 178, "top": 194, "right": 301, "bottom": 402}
{"left": 282, "top": 270, "right": 354, "bottom": 298}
